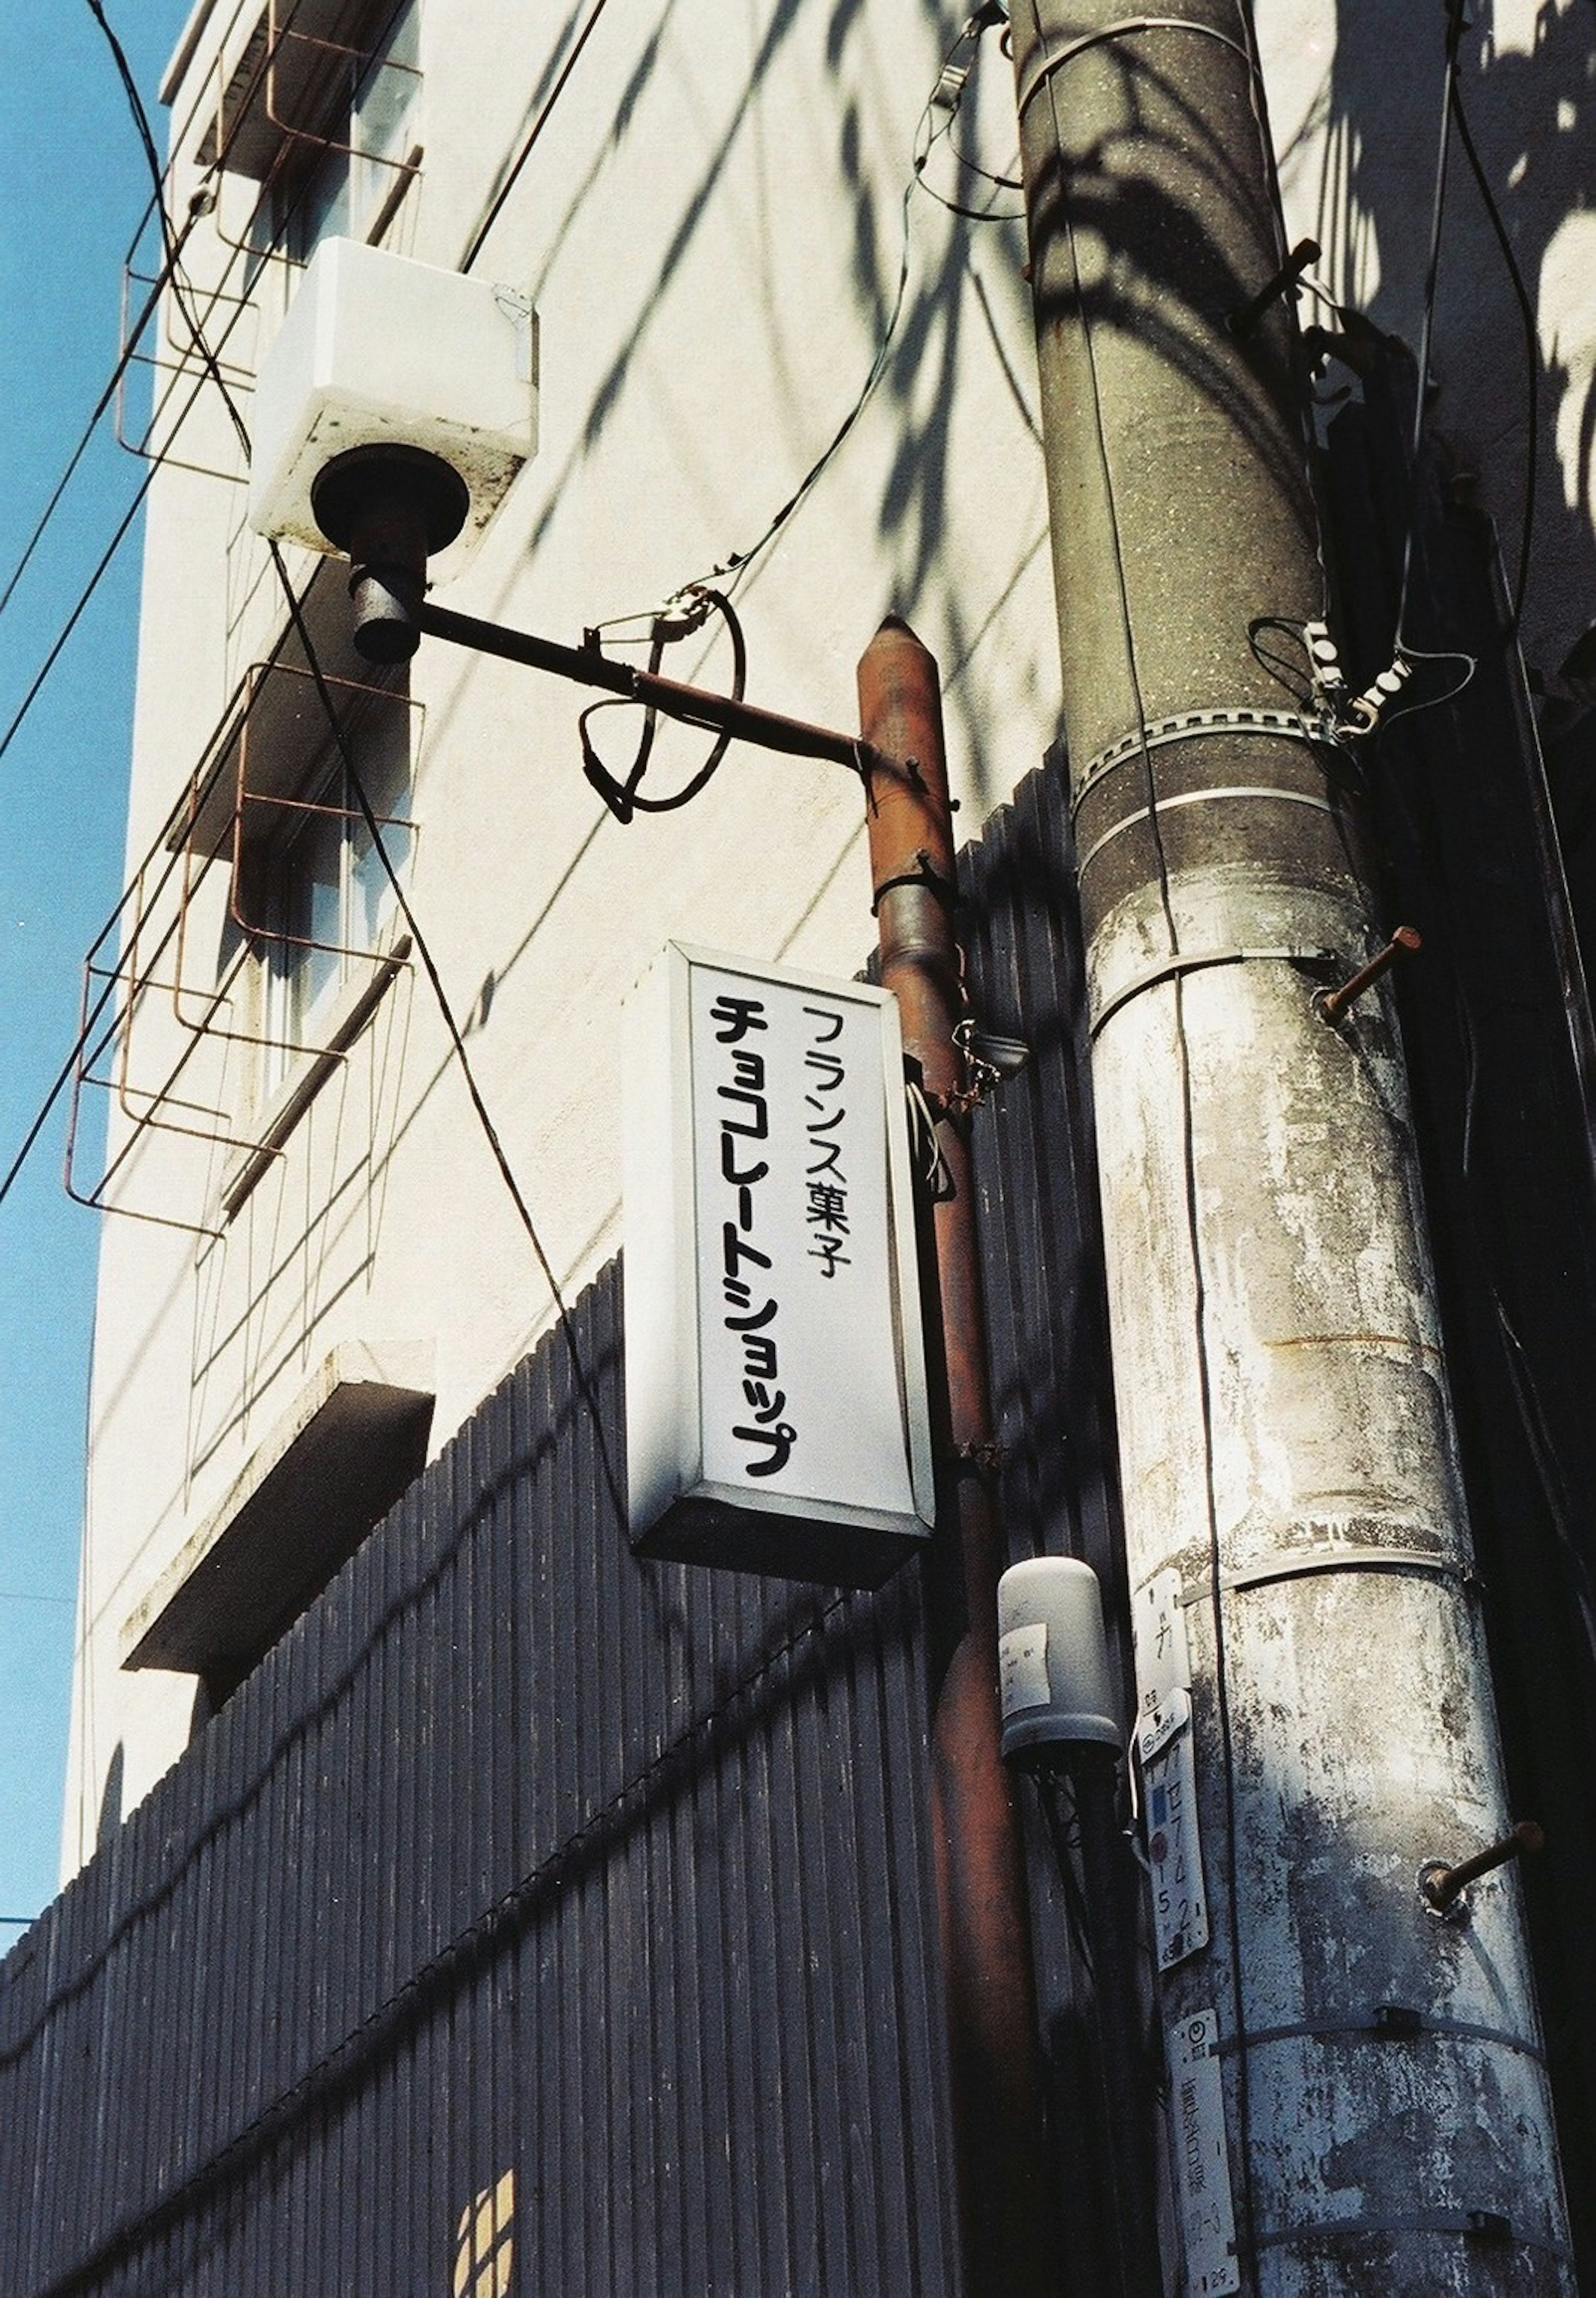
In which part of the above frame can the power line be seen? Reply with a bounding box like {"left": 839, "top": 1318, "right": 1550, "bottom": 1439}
{"left": 0, "top": 237, "right": 190, "bottom": 628}
{"left": 0, "top": 729, "right": 226, "bottom": 1212}
{"left": 1448, "top": 62, "right": 1538, "bottom": 639}
{"left": 0, "top": 0, "right": 344, "bottom": 739}
{"left": 0, "top": 177, "right": 269, "bottom": 776}
{"left": 689, "top": 8, "right": 1010, "bottom": 597}
{"left": 458, "top": 0, "right": 618, "bottom": 273}
{"left": 0, "top": 473, "right": 153, "bottom": 775}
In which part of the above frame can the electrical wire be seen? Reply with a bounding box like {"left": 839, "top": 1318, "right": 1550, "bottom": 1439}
{"left": 1447, "top": 884, "right": 1596, "bottom": 1675}
{"left": 569, "top": 8, "right": 1015, "bottom": 704}
{"left": 1035, "top": 1772, "right": 1098, "bottom": 1987}
{"left": 0, "top": 121, "right": 289, "bottom": 770}
{"left": 1387, "top": 0, "right": 1477, "bottom": 722}
{"left": 76, "top": 2, "right": 628, "bottom": 1527}
{"left": 579, "top": 587, "right": 746, "bottom": 820}
{"left": 687, "top": 5, "right": 1013, "bottom": 594}
{"left": 1448, "top": 64, "right": 1538, "bottom": 640}
{"left": 0, "top": 0, "right": 412, "bottom": 766}
{"left": 0, "top": 0, "right": 288, "bottom": 638}
{"left": 458, "top": 0, "right": 617, "bottom": 274}
{"left": 0, "top": 965, "right": 125, "bottom": 1212}
{"left": 0, "top": 233, "right": 197, "bottom": 628}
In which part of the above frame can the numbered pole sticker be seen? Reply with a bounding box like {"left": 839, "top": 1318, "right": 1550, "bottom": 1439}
{"left": 1133, "top": 1567, "right": 1191, "bottom": 1715}
{"left": 1170, "top": 2011, "right": 1240, "bottom": 2296}
{"left": 999, "top": 1622, "right": 1051, "bottom": 1717}
{"left": 1144, "top": 1698, "right": 1209, "bottom": 1968}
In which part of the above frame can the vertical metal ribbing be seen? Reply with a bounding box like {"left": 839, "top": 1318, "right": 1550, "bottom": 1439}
{"left": 1010, "top": 1, "right": 1575, "bottom": 2288}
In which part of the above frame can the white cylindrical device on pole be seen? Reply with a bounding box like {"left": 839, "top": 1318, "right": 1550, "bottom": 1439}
{"left": 998, "top": 1557, "right": 1120, "bottom": 1766}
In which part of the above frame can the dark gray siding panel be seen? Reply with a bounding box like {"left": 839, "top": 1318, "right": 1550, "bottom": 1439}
{"left": 0, "top": 744, "right": 1137, "bottom": 2298}
{"left": 0, "top": 1272, "right": 968, "bottom": 2298}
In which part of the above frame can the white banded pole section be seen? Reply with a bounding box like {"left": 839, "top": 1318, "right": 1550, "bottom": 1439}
{"left": 1009, "top": 1, "right": 1574, "bottom": 2288}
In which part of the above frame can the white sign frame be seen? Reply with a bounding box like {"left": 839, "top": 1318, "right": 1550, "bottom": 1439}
{"left": 625, "top": 942, "right": 936, "bottom": 1586}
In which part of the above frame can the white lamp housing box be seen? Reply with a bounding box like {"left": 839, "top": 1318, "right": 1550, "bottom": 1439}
{"left": 247, "top": 238, "right": 537, "bottom": 576}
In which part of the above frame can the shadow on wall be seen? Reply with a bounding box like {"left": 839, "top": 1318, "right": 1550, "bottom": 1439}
{"left": 1312, "top": 0, "right": 1596, "bottom": 678}
{"left": 95, "top": 1744, "right": 123, "bottom": 1852}
{"left": 476, "top": 0, "right": 1040, "bottom": 799}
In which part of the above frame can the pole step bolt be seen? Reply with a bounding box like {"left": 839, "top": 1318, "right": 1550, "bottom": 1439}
{"left": 1227, "top": 238, "right": 1321, "bottom": 339}
{"left": 1419, "top": 1820, "right": 1544, "bottom": 1917}
{"left": 1315, "top": 927, "right": 1422, "bottom": 1024}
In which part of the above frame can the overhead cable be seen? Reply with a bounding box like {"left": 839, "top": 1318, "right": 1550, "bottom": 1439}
{"left": 1448, "top": 62, "right": 1538, "bottom": 639}
{"left": 458, "top": 0, "right": 618, "bottom": 273}
{"left": 624, "top": 6, "right": 1014, "bottom": 612}
{"left": 0, "top": 0, "right": 345, "bottom": 722}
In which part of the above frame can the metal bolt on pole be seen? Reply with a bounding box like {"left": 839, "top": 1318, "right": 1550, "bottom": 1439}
{"left": 858, "top": 618, "right": 1058, "bottom": 2298}
{"left": 1008, "top": 0, "right": 1574, "bottom": 2288}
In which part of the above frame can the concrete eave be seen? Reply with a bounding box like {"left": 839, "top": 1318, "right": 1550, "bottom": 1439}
{"left": 121, "top": 1341, "right": 434, "bottom": 1677}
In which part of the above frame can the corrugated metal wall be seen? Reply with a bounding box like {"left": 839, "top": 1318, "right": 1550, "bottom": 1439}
{"left": 0, "top": 748, "right": 1141, "bottom": 2298}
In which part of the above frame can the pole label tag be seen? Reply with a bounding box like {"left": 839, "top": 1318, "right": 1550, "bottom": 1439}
{"left": 1170, "top": 2010, "right": 1240, "bottom": 2295}
{"left": 1135, "top": 1572, "right": 1209, "bottom": 1968}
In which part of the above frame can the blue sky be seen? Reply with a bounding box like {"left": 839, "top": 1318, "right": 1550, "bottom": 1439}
{"left": 0, "top": 0, "right": 193, "bottom": 1931}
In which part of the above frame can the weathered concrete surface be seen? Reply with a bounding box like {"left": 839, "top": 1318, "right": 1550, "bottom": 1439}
{"left": 1012, "top": 0, "right": 1574, "bottom": 2283}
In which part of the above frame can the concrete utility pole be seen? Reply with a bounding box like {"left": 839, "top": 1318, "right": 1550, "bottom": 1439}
{"left": 1009, "top": 3, "right": 1574, "bottom": 2291}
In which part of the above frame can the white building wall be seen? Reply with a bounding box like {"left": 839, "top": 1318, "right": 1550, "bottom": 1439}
{"left": 63, "top": 0, "right": 1056, "bottom": 1867}
{"left": 64, "top": 0, "right": 1596, "bottom": 1871}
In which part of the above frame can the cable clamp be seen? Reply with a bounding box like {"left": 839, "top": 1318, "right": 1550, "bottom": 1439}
{"left": 870, "top": 845, "right": 958, "bottom": 916}
{"left": 1073, "top": 706, "right": 1340, "bottom": 816}
{"left": 1089, "top": 946, "right": 1336, "bottom": 1037}
{"left": 1301, "top": 619, "right": 1350, "bottom": 714}
{"left": 1251, "top": 2209, "right": 1570, "bottom": 2264}
{"left": 1180, "top": 1541, "right": 1464, "bottom": 1606}
{"left": 1336, "top": 653, "right": 1414, "bottom": 738}
{"left": 1212, "top": 2006, "right": 1547, "bottom": 2065}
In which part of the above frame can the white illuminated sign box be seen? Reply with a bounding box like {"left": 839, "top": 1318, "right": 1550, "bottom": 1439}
{"left": 625, "top": 943, "right": 936, "bottom": 1586}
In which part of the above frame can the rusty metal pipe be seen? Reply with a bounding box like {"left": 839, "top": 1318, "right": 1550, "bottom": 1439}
{"left": 858, "top": 616, "right": 1057, "bottom": 2298}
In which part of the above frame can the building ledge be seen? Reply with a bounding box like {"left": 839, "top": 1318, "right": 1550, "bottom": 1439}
{"left": 120, "top": 1342, "right": 433, "bottom": 1685}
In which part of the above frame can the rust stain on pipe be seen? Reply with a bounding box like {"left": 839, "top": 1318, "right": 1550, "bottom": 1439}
{"left": 858, "top": 616, "right": 1057, "bottom": 2298}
